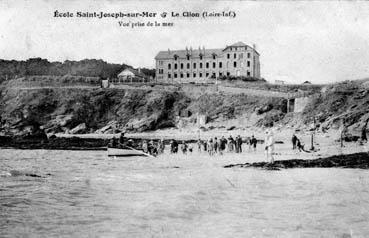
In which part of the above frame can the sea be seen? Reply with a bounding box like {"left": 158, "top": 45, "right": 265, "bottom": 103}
{"left": 1, "top": 148, "right": 369, "bottom": 238}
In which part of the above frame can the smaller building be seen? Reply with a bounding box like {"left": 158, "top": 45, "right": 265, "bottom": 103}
{"left": 114, "top": 68, "right": 149, "bottom": 83}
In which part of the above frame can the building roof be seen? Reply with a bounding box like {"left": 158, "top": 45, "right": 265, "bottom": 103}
{"left": 223, "top": 41, "right": 260, "bottom": 55}
{"left": 155, "top": 42, "right": 259, "bottom": 60}
{"left": 155, "top": 48, "right": 223, "bottom": 60}
{"left": 118, "top": 68, "right": 147, "bottom": 78}
{"left": 230, "top": 41, "right": 247, "bottom": 47}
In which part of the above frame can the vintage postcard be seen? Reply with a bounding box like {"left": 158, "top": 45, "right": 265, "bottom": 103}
{"left": 1, "top": 0, "right": 369, "bottom": 237}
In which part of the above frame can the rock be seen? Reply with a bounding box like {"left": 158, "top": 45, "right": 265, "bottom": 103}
{"left": 69, "top": 123, "right": 87, "bottom": 134}
{"left": 95, "top": 121, "right": 117, "bottom": 134}
{"left": 256, "top": 104, "right": 273, "bottom": 115}
{"left": 127, "top": 116, "right": 157, "bottom": 132}
{"left": 227, "top": 126, "right": 236, "bottom": 130}
{"left": 43, "top": 114, "right": 73, "bottom": 133}
{"left": 224, "top": 152, "right": 369, "bottom": 169}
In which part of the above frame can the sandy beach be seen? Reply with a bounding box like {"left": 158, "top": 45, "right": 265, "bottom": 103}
{"left": 55, "top": 126, "right": 369, "bottom": 164}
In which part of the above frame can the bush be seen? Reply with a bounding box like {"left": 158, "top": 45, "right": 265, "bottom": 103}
{"left": 218, "top": 75, "right": 266, "bottom": 82}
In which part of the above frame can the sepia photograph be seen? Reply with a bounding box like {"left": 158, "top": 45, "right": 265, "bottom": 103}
{"left": 1, "top": 0, "right": 369, "bottom": 237}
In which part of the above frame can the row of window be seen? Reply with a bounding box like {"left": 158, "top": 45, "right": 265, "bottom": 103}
{"left": 166, "top": 61, "right": 251, "bottom": 70}
{"left": 226, "top": 52, "right": 251, "bottom": 60}
{"left": 167, "top": 71, "right": 251, "bottom": 79}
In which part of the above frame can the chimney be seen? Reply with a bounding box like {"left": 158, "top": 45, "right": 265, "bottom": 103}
{"left": 168, "top": 48, "right": 171, "bottom": 54}
{"left": 203, "top": 46, "right": 205, "bottom": 54}
{"left": 138, "top": 68, "right": 141, "bottom": 73}
{"left": 190, "top": 46, "right": 193, "bottom": 54}
{"left": 253, "top": 44, "right": 257, "bottom": 51}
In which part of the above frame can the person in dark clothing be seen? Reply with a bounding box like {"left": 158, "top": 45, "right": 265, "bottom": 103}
{"left": 292, "top": 134, "right": 298, "bottom": 150}
{"left": 170, "top": 139, "right": 178, "bottom": 154}
{"left": 250, "top": 135, "right": 257, "bottom": 151}
{"left": 296, "top": 138, "right": 311, "bottom": 153}
{"left": 214, "top": 137, "right": 219, "bottom": 154}
{"left": 236, "top": 135, "right": 243, "bottom": 153}
{"left": 228, "top": 136, "right": 234, "bottom": 152}
{"left": 203, "top": 140, "right": 207, "bottom": 152}
{"left": 219, "top": 136, "right": 227, "bottom": 155}
{"left": 119, "top": 132, "right": 125, "bottom": 145}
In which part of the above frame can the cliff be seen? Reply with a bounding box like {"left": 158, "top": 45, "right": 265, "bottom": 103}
{"left": 0, "top": 78, "right": 368, "bottom": 137}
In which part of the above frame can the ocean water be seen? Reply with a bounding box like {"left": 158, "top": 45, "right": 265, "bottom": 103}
{"left": 1, "top": 148, "right": 369, "bottom": 238}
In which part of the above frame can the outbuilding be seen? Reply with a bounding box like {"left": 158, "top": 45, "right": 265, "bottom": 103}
{"left": 115, "top": 68, "right": 149, "bottom": 83}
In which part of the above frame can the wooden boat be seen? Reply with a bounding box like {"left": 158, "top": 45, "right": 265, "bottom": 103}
{"left": 107, "top": 147, "right": 154, "bottom": 157}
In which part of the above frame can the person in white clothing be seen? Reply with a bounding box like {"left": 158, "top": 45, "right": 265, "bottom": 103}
{"left": 265, "top": 130, "right": 275, "bottom": 163}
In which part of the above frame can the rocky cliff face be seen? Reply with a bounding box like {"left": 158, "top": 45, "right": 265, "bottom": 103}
{"left": 0, "top": 85, "right": 287, "bottom": 135}
{"left": 0, "top": 87, "right": 189, "bottom": 135}
{"left": 300, "top": 80, "right": 369, "bottom": 136}
{"left": 0, "top": 79, "right": 368, "bottom": 136}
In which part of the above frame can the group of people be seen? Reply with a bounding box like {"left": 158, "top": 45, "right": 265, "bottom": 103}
{"left": 169, "top": 140, "right": 193, "bottom": 154}
{"left": 110, "top": 131, "right": 277, "bottom": 163}
{"left": 196, "top": 135, "right": 256, "bottom": 156}
{"left": 165, "top": 135, "right": 259, "bottom": 156}
{"left": 142, "top": 139, "right": 165, "bottom": 156}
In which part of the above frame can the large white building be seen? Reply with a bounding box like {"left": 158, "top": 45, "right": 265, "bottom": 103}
{"left": 154, "top": 41, "right": 260, "bottom": 83}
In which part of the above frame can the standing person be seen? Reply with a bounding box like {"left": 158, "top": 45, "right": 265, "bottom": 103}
{"left": 251, "top": 135, "right": 257, "bottom": 152}
{"left": 235, "top": 136, "right": 239, "bottom": 153}
{"left": 207, "top": 138, "right": 214, "bottom": 156}
{"left": 219, "top": 136, "right": 227, "bottom": 155}
{"left": 265, "top": 130, "right": 275, "bottom": 163}
{"left": 203, "top": 139, "right": 207, "bottom": 152}
{"left": 361, "top": 118, "right": 368, "bottom": 143}
{"left": 118, "top": 132, "right": 126, "bottom": 148}
{"left": 170, "top": 139, "right": 178, "bottom": 154}
{"left": 236, "top": 135, "right": 243, "bottom": 153}
{"left": 148, "top": 140, "right": 158, "bottom": 156}
{"left": 142, "top": 140, "right": 149, "bottom": 153}
{"left": 292, "top": 133, "right": 298, "bottom": 150}
{"left": 157, "top": 139, "right": 165, "bottom": 154}
{"left": 197, "top": 139, "right": 202, "bottom": 152}
{"left": 248, "top": 136, "right": 252, "bottom": 151}
{"left": 228, "top": 135, "right": 234, "bottom": 152}
{"left": 181, "top": 142, "right": 188, "bottom": 154}
{"left": 213, "top": 137, "right": 219, "bottom": 154}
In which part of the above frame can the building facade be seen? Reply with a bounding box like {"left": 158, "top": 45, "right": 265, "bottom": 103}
{"left": 154, "top": 42, "right": 260, "bottom": 83}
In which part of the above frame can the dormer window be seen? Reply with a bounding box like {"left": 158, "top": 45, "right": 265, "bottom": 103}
{"left": 186, "top": 54, "right": 190, "bottom": 60}
{"left": 199, "top": 54, "right": 203, "bottom": 60}
{"left": 212, "top": 54, "right": 216, "bottom": 60}
{"left": 174, "top": 55, "right": 178, "bottom": 61}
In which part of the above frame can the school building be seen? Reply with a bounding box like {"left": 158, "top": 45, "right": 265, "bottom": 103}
{"left": 154, "top": 41, "right": 261, "bottom": 83}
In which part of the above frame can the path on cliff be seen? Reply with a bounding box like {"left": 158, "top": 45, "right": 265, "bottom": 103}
{"left": 3, "top": 83, "right": 310, "bottom": 99}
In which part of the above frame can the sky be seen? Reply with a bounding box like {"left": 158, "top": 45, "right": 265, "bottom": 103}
{"left": 0, "top": 0, "right": 369, "bottom": 84}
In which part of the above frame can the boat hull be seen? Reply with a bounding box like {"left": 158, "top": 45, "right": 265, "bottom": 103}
{"left": 107, "top": 147, "right": 147, "bottom": 157}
